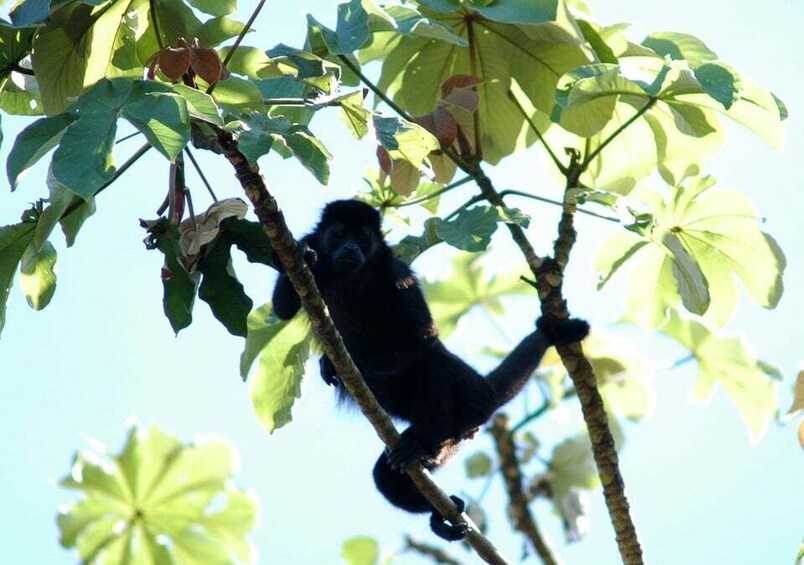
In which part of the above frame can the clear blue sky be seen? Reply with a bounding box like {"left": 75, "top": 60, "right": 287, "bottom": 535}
{"left": 0, "top": 1, "right": 801, "bottom": 564}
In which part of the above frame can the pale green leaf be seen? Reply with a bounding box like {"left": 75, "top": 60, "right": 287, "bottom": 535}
{"left": 19, "top": 240, "right": 57, "bottom": 311}
{"left": 32, "top": 0, "right": 140, "bottom": 114}
{"left": 342, "top": 536, "right": 380, "bottom": 565}
{"left": 245, "top": 305, "right": 313, "bottom": 433}
{"left": 465, "top": 451, "right": 493, "bottom": 478}
{"left": 0, "top": 222, "right": 36, "bottom": 336}
{"left": 58, "top": 423, "right": 258, "bottom": 564}
{"left": 660, "top": 312, "right": 778, "bottom": 443}
{"left": 423, "top": 253, "right": 533, "bottom": 337}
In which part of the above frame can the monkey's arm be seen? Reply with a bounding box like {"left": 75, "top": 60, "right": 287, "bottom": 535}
{"left": 271, "top": 236, "right": 318, "bottom": 320}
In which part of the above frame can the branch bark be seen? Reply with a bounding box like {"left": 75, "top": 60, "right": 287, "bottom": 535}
{"left": 489, "top": 413, "right": 558, "bottom": 565}
{"left": 207, "top": 127, "right": 511, "bottom": 565}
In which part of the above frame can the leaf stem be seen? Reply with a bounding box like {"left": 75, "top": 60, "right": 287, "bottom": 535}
{"left": 148, "top": 0, "right": 165, "bottom": 49}
{"left": 506, "top": 90, "right": 566, "bottom": 174}
{"left": 581, "top": 97, "right": 658, "bottom": 170}
{"left": 498, "top": 189, "right": 619, "bottom": 223}
{"left": 394, "top": 176, "right": 473, "bottom": 207}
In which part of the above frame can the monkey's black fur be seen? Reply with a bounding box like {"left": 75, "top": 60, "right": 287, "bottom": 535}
{"left": 272, "top": 200, "right": 589, "bottom": 541}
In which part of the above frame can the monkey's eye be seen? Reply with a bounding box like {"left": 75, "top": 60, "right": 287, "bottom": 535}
{"left": 330, "top": 225, "right": 348, "bottom": 240}
{"left": 357, "top": 227, "right": 372, "bottom": 242}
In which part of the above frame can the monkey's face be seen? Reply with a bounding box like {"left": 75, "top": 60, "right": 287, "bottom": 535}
{"left": 323, "top": 222, "right": 378, "bottom": 274}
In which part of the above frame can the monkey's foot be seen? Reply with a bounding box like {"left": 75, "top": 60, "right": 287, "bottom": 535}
{"left": 387, "top": 431, "right": 429, "bottom": 471}
{"left": 430, "top": 495, "right": 470, "bottom": 542}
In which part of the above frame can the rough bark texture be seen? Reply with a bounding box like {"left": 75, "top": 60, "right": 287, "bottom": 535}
{"left": 489, "top": 414, "right": 558, "bottom": 565}
{"left": 211, "top": 129, "right": 511, "bottom": 565}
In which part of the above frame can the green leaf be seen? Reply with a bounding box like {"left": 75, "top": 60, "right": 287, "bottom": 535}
{"left": 58, "top": 422, "right": 258, "bottom": 564}
{"left": 222, "top": 218, "right": 274, "bottom": 266}
{"left": 642, "top": 31, "right": 718, "bottom": 67}
{"left": 187, "top": 0, "right": 236, "bottom": 17}
{"left": 422, "top": 252, "right": 533, "bottom": 337}
{"left": 0, "top": 222, "right": 36, "bottom": 336}
{"left": 434, "top": 205, "right": 499, "bottom": 252}
{"left": 659, "top": 312, "right": 779, "bottom": 443}
{"left": 51, "top": 80, "right": 128, "bottom": 199}
{"left": 393, "top": 217, "right": 443, "bottom": 264}
{"left": 200, "top": 16, "right": 248, "bottom": 48}
{"left": 198, "top": 237, "right": 253, "bottom": 337}
{"left": 338, "top": 90, "right": 371, "bottom": 139}
{"left": 244, "top": 304, "right": 313, "bottom": 433}
{"left": 234, "top": 113, "right": 332, "bottom": 184}
{"left": 595, "top": 176, "right": 785, "bottom": 329}
{"left": 7, "top": 112, "right": 77, "bottom": 191}
{"left": 694, "top": 62, "right": 740, "bottom": 110}
{"left": 32, "top": 0, "right": 141, "bottom": 114}
{"left": 221, "top": 46, "right": 283, "bottom": 80}
{"left": 213, "top": 76, "right": 268, "bottom": 112}
{"left": 19, "top": 240, "right": 57, "bottom": 311}
{"left": 147, "top": 222, "right": 199, "bottom": 334}
{"left": 465, "top": 451, "right": 492, "bottom": 478}
{"left": 341, "top": 536, "right": 380, "bottom": 565}
{"left": 122, "top": 90, "right": 190, "bottom": 161}
{"left": 307, "top": 0, "right": 372, "bottom": 55}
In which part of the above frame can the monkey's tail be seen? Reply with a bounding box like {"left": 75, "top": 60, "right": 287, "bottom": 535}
{"left": 485, "top": 330, "right": 550, "bottom": 407}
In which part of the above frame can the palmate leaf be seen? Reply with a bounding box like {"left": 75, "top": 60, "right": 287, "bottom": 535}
{"left": 422, "top": 252, "right": 534, "bottom": 337}
{"left": 550, "top": 54, "right": 785, "bottom": 192}
{"left": 242, "top": 304, "right": 313, "bottom": 433}
{"left": 8, "top": 79, "right": 193, "bottom": 200}
{"left": 658, "top": 311, "right": 780, "bottom": 444}
{"left": 58, "top": 423, "right": 258, "bottom": 565}
{"left": 595, "top": 176, "right": 785, "bottom": 330}
{"left": 366, "top": 0, "right": 590, "bottom": 163}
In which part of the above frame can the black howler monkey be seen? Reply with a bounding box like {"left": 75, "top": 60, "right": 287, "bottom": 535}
{"left": 272, "top": 200, "right": 589, "bottom": 541}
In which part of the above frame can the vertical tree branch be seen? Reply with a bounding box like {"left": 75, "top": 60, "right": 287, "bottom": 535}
{"left": 207, "top": 127, "right": 511, "bottom": 565}
{"left": 489, "top": 413, "right": 558, "bottom": 565}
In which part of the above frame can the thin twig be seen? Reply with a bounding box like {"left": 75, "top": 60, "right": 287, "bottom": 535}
{"left": 506, "top": 90, "right": 566, "bottom": 175}
{"left": 184, "top": 148, "right": 218, "bottom": 201}
{"left": 394, "top": 176, "right": 474, "bottom": 208}
{"left": 208, "top": 0, "right": 268, "bottom": 95}
{"left": 498, "top": 189, "right": 619, "bottom": 223}
{"left": 115, "top": 131, "right": 141, "bottom": 145}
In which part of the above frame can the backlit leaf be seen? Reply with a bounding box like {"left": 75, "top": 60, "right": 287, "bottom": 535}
{"left": 58, "top": 423, "right": 258, "bottom": 564}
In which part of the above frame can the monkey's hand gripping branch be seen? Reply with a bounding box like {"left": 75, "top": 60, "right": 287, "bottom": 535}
{"left": 208, "top": 128, "right": 511, "bottom": 565}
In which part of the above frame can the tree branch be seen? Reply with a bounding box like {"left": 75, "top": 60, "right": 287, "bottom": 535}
{"left": 489, "top": 413, "right": 558, "bottom": 565}
{"left": 207, "top": 126, "right": 511, "bottom": 565}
